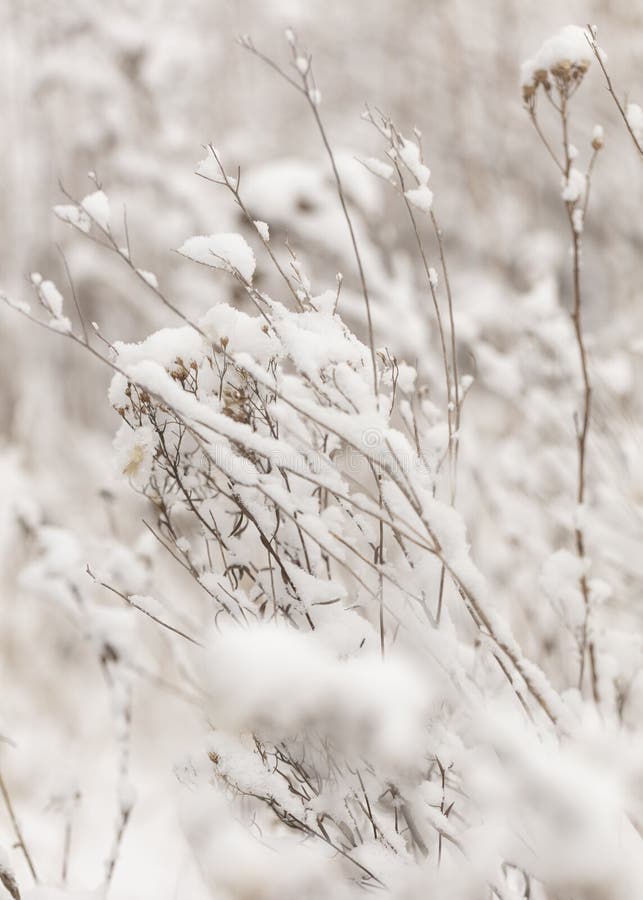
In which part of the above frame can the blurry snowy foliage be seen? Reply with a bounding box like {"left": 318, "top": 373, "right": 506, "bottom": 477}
{"left": 2, "top": 4, "right": 643, "bottom": 900}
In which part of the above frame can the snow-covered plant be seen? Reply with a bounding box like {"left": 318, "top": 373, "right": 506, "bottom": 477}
{"left": 4, "top": 23, "right": 643, "bottom": 900}
{"left": 522, "top": 24, "right": 603, "bottom": 700}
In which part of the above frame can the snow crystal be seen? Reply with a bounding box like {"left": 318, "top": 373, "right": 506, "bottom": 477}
{"left": 80, "top": 190, "right": 111, "bottom": 231}
{"left": 177, "top": 233, "right": 256, "bottom": 283}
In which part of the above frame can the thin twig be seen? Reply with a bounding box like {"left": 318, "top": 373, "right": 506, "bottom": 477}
{"left": 0, "top": 770, "right": 38, "bottom": 883}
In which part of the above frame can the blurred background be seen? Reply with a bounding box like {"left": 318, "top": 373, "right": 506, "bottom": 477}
{"left": 1, "top": 1, "right": 642, "bottom": 897}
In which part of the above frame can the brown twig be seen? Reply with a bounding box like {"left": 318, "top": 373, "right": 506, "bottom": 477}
{"left": 0, "top": 770, "right": 38, "bottom": 883}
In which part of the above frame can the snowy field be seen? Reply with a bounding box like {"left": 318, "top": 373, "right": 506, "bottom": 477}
{"left": 2, "top": 2, "right": 643, "bottom": 899}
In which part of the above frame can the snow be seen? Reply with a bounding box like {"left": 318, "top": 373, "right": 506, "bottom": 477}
{"left": 113, "top": 423, "right": 157, "bottom": 487}
{"left": 360, "top": 156, "right": 395, "bottom": 181}
{"left": 335, "top": 153, "right": 384, "bottom": 214}
{"left": 396, "top": 362, "right": 417, "bottom": 393}
{"left": 80, "top": 190, "right": 111, "bottom": 231}
{"left": 38, "top": 279, "right": 64, "bottom": 318}
{"left": 118, "top": 779, "right": 137, "bottom": 814}
{"left": 25, "top": 890, "right": 99, "bottom": 900}
{"left": 3, "top": 294, "right": 31, "bottom": 314}
{"left": 129, "top": 593, "right": 165, "bottom": 618}
{"left": 110, "top": 324, "right": 203, "bottom": 372}
{"left": 48, "top": 315, "right": 73, "bottom": 334}
{"left": 8, "top": 14, "right": 643, "bottom": 900}
{"left": 177, "top": 233, "right": 256, "bottom": 283}
{"left": 540, "top": 549, "right": 586, "bottom": 628}
{"left": 267, "top": 303, "right": 369, "bottom": 381}
{"left": 405, "top": 183, "right": 434, "bottom": 213}
{"left": 199, "top": 303, "right": 279, "bottom": 361}
{"left": 196, "top": 147, "right": 237, "bottom": 188}
{"left": 239, "top": 156, "right": 381, "bottom": 260}
{"left": 53, "top": 203, "right": 91, "bottom": 234}
{"left": 0, "top": 847, "right": 18, "bottom": 900}
{"left": 521, "top": 25, "right": 592, "bottom": 89}
{"left": 253, "top": 219, "right": 269, "bottom": 241}
{"left": 136, "top": 268, "right": 159, "bottom": 289}
{"left": 204, "top": 622, "right": 432, "bottom": 767}
{"left": 398, "top": 138, "right": 430, "bottom": 185}
{"left": 561, "top": 167, "right": 586, "bottom": 203}
{"left": 183, "top": 790, "right": 342, "bottom": 900}
{"left": 626, "top": 103, "right": 643, "bottom": 141}
{"left": 572, "top": 208, "right": 584, "bottom": 233}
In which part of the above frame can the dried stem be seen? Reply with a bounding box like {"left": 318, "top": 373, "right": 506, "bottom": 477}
{"left": 241, "top": 34, "right": 379, "bottom": 398}
{"left": 526, "top": 71, "right": 600, "bottom": 704}
{"left": 586, "top": 27, "right": 643, "bottom": 160}
{"left": 0, "top": 770, "right": 38, "bottom": 883}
